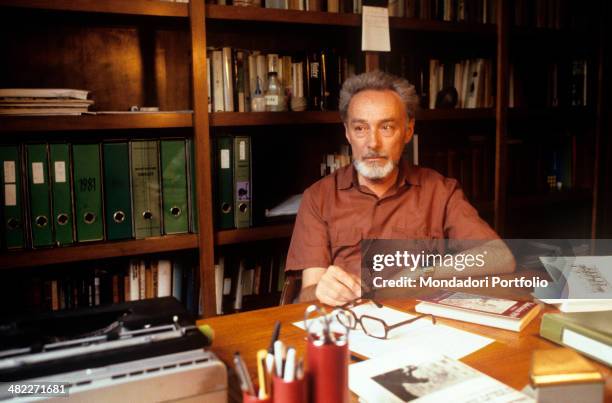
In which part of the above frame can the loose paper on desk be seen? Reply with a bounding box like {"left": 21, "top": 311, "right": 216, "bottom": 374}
{"left": 537, "top": 256, "right": 612, "bottom": 299}
{"left": 361, "top": 6, "right": 390, "bottom": 52}
{"left": 349, "top": 350, "right": 534, "bottom": 403}
{"left": 294, "top": 303, "right": 493, "bottom": 359}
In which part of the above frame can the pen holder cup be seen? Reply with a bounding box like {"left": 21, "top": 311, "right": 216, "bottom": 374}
{"left": 243, "top": 388, "right": 271, "bottom": 403}
{"left": 306, "top": 338, "right": 349, "bottom": 403}
{"left": 273, "top": 375, "right": 307, "bottom": 403}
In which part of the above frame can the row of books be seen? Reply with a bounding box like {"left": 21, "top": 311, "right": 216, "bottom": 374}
{"left": 421, "top": 136, "right": 493, "bottom": 202}
{"left": 209, "top": 0, "right": 497, "bottom": 24}
{"left": 0, "top": 88, "right": 93, "bottom": 116}
{"left": 507, "top": 135, "right": 579, "bottom": 195}
{"left": 428, "top": 58, "right": 494, "bottom": 109}
{"left": 320, "top": 145, "right": 352, "bottom": 177}
{"left": 509, "top": 60, "right": 589, "bottom": 108}
{"left": 215, "top": 250, "right": 287, "bottom": 314}
{"left": 4, "top": 257, "right": 200, "bottom": 315}
{"left": 0, "top": 139, "right": 197, "bottom": 250}
{"left": 513, "top": 0, "right": 592, "bottom": 30}
{"left": 207, "top": 47, "right": 356, "bottom": 113}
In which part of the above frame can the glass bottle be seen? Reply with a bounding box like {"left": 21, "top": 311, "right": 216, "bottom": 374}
{"left": 250, "top": 77, "right": 266, "bottom": 112}
{"left": 264, "top": 72, "right": 286, "bottom": 112}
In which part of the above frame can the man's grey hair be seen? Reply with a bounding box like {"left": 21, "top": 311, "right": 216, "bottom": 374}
{"left": 339, "top": 70, "right": 419, "bottom": 122}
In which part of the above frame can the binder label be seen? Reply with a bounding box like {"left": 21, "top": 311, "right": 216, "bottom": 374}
{"left": 220, "top": 149, "right": 230, "bottom": 169}
{"left": 32, "top": 162, "right": 45, "bottom": 184}
{"left": 54, "top": 161, "right": 66, "bottom": 183}
{"left": 3, "top": 161, "right": 15, "bottom": 183}
{"left": 239, "top": 141, "right": 246, "bottom": 161}
{"left": 4, "top": 184, "right": 16, "bottom": 206}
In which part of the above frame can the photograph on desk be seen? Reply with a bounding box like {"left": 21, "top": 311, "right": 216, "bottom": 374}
{"left": 1, "top": 0, "right": 611, "bottom": 402}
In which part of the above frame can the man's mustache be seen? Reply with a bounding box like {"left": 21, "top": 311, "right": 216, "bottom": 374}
{"left": 361, "top": 152, "right": 389, "bottom": 159}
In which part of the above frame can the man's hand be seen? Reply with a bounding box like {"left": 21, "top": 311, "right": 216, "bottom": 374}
{"left": 313, "top": 265, "right": 361, "bottom": 306}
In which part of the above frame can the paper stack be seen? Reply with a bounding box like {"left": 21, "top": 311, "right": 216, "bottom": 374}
{"left": 0, "top": 88, "right": 93, "bottom": 116}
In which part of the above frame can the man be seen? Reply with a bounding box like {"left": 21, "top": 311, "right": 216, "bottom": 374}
{"left": 285, "top": 71, "right": 514, "bottom": 305}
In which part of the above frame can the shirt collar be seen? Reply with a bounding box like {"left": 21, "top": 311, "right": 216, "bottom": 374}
{"left": 336, "top": 158, "right": 420, "bottom": 190}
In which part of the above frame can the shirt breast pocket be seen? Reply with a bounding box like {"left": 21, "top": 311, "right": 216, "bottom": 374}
{"left": 330, "top": 228, "right": 362, "bottom": 261}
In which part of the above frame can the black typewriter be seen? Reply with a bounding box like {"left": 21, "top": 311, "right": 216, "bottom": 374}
{"left": 0, "top": 297, "right": 211, "bottom": 383}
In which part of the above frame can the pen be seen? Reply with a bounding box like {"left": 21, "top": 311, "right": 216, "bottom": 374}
{"left": 283, "top": 347, "right": 296, "bottom": 382}
{"left": 257, "top": 349, "right": 268, "bottom": 399}
{"left": 268, "top": 321, "right": 281, "bottom": 354}
{"left": 274, "top": 340, "right": 285, "bottom": 378}
{"left": 233, "top": 352, "right": 255, "bottom": 396}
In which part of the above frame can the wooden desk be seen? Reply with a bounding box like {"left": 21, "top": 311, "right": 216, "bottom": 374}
{"left": 199, "top": 299, "right": 612, "bottom": 402}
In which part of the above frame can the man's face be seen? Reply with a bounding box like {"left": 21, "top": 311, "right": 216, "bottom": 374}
{"left": 344, "top": 89, "right": 414, "bottom": 181}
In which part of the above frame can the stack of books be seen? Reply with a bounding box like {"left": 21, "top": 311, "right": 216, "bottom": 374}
{"left": 0, "top": 88, "right": 93, "bottom": 116}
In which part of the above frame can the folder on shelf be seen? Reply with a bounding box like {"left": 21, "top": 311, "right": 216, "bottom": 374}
{"left": 72, "top": 143, "right": 104, "bottom": 242}
{"left": 160, "top": 139, "right": 189, "bottom": 235}
{"left": 233, "top": 136, "right": 251, "bottom": 229}
{"left": 49, "top": 143, "right": 75, "bottom": 246}
{"left": 216, "top": 136, "right": 234, "bottom": 230}
{"left": 26, "top": 143, "right": 53, "bottom": 248}
{"left": 187, "top": 138, "right": 198, "bottom": 233}
{"left": 130, "top": 140, "right": 162, "bottom": 239}
{"left": 0, "top": 145, "right": 25, "bottom": 249}
{"left": 103, "top": 142, "right": 133, "bottom": 241}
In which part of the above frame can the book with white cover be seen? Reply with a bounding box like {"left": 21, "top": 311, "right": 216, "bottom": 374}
{"left": 350, "top": 351, "right": 534, "bottom": 403}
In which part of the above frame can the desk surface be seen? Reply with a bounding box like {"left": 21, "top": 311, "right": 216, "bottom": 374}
{"left": 199, "top": 299, "right": 612, "bottom": 402}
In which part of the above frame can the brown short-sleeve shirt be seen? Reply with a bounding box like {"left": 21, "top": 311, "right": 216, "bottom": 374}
{"left": 285, "top": 160, "right": 499, "bottom": 276}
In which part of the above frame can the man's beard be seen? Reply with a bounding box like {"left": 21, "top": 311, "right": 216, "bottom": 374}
{"left": 353, "top": 152, "right": 396, "bottom": 180}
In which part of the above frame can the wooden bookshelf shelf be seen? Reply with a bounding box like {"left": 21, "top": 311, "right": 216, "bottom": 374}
{"left": 206, "top": 4, "right": 359, "bottom": 26}
{"left": 206, "top": 4, "right": 495, "bottom": 33}
{"left": 216, "top": 223, "right": 294, "bottom": 245}
{"left": 389, "top": 18, "right": 495, "bottom": 33}
{"left": 508, "top": 189, "right": 593, "bottom": 209}
{"left": 210, "top": 111, "right": 341, "bottom": 126}
{"left": 0, "top": 113, "right": 194, "bottom": 132}
{"left": 209, "top": 108, "right": 493, "bottom": 127}
{"left": 417, "top": 108, "right": 494, "bottom": 121}
{"left": 0, "top": 0, "right": 189, "bottom": 17}
{"left": 508, "top": 107, "right": 595, "bottom": 120}
{"left": 0, "top": 234, "right": 198, "bottom": 270}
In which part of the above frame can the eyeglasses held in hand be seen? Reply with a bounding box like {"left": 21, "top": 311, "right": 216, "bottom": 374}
{"left": 336, "top": 298, "right": 436, "bottom": 340}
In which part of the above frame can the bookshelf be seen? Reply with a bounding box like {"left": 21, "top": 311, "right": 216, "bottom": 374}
{"left": 0, "top": 113, "right": 194, "bottom": 132}
{"left": 0, "top": 0, "right": 605, "bottom": 317}
{"left": 0, "top": 0, "right": 189, "bottom": 17}
{"left": 0, "top": 234, "right": 198, "bottom": 270}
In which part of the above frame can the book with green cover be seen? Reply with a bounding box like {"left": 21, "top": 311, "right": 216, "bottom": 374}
{"left": 26, "top": 143, "right": 53, "bottom": 247}
{"left": 160, "top": 139, "right": 189, "bottom": 234}
{"left": 49, "top": 143, "right": 74, "bottom": 246}
{"left": 130, "top": 140, "right": 161, "bottom": 239}
{"left": 72, "top": 143, "right": 104, "bottom": 242}
{"left": 540, "top": 311, "right": 612, "bottom": 366}
{"left": 0, "top": 145, "right": 25, "bottom": 249}
{"left": 103, "top": 142, "right": 133, "bottom": 240}
{"left": 216, "top": 136, "right": 233, "bottom": 230}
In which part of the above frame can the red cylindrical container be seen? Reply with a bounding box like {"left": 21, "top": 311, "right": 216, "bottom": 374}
{"left": 306, "top": 339, "right": 349, "bottom": 403}
{"left": 243, "top": 387, "right": 272, "bottom": 403}
{"left": 273, "top": 375, "right": 307, "bottom": 403}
